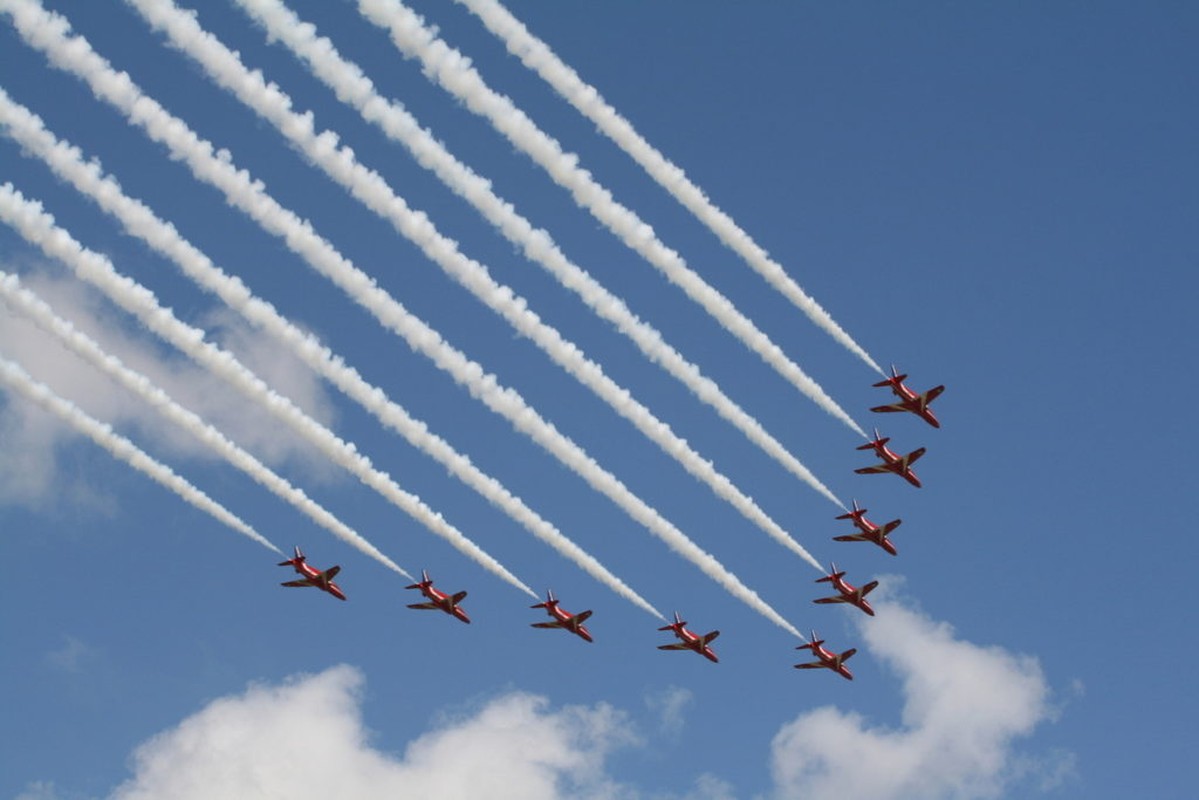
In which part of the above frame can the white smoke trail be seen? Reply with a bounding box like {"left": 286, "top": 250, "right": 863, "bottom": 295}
{"left": 128, "top": 0, "right": 826, "bottom": 568}
{"left": 0, "top": 0, "right": 800, "bottom": 635}
{"left": 232, "top": 0, "right": 844, "bottom": 513}
{"left": 0, "top": 90, "right": 662, "bottom": 620}
{"left": 358, "top": 0, "right": 868, "bottom": 438}
{"left": 0, "top": 353, "right": 278, "bottom": 552}
{"left": 455, "top": 0, "right": 884, "bottom": 377}
{"left": 0, "top": 270, "right": 411, "bottom": 576}
{"left": 0, "top": 181, "right": 530, "bottom": 596}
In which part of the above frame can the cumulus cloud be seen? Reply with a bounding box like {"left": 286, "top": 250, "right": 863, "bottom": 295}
{"left": 105, "top": 665, "right": 637, "bottom": 800}
{"left": 769, "top": 593, "right": 1066, "bottom": 799}
{"left": 0, "top": 267, "right": 340, "bottom": 506}
{"left": 18, "top": 596, "right": 1065, "bottom": 800}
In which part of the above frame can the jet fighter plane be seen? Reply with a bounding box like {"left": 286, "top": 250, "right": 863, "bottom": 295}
{"left": 871, "top": 365, "right": 944, "bottom": 428}
{"left": 657, "top": 611, "right": 720, "bottom": 663}
{"left": 833, "top": 499, "right": 902, "bottom": 556}
{"left": 530, "top": 590, "right": 593, "bottom": 642}
{"left": 405, "top": 569, "right": 470, "bottom": 624}
{"left": 794, "top": 631, "right": 856, "bottom": 680}
{"left": 854, "top": 429, "right": 925, "bottom": 488}
{"left": 813, "top": 563, "right": 878, "bottom": 616}
{"left": 277, "top": 546, "right": 347, "bottom": 601}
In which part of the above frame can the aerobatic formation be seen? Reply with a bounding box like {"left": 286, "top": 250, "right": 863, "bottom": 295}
{"left": 266, "top": 365, "right": 942, "bottom": 675}
{"left": 0, "top": 0, "right": 949, "bottom": 679}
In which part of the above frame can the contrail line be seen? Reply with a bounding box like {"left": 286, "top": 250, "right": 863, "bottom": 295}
{"left": 128, "top": 0, "right": 827, "bottom": 566}
{"left": 455, "top": 0, "right": 884, "bottom": 376}
{"left": 0, "top": 270, "right": 406, "bottom": 574}
{"left": 0, "top": 89, "right": 661, "bottom": 619}
{"left": 0, "top": 353, "right": 278, "bottom": 552}
{"left": 233, "top": 0, "right": 844, "bottom": 513}
{"left": 0, "top": 0, "right": 800, "bottom": 635}
{"left": 358, "top": 0, "right": 868, "bottom": 438}
{"left": 0, "top": 180, "right": 528, "bottom": 595}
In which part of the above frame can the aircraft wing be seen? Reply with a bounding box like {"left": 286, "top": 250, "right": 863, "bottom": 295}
{"left": 407, "top": 602, "right": 439, "bottom": 610}
{"left": 532, "top": 621, "right": 565, "bottom": 629}
{"left": 451, "top": 591, "right": 468, "bottom": 603}
{"left": 903, "top": 448, "right": 927, "bottom": 467}
{"left": 794, "top": 661, "right": 826, "bottom": 670}
{"left": 320, "top": 565, "right": 342, "bottom": 580}
{"left": 839, "top": 648, "right": 858, "bottom": 662}
{"left": 833, "top": 533, "right": 866, "bottom": 543}
{"left": 921, "top": 385, "right": 945, "bottom": 405}
{"left": 861, "top": 581, "right": 879, "bottom": 595}
{"left": 575, "top": 610, "right": 593, "bottom": 623}
{"left": 813, "top": 597, "right": 846, "bottom": 605}
{"left": 855, "top": 464, "right": 891, "bottom": 475}
{"left": 870, "top": 402, "right": 907, "bottom": 413}
{"left": 281, "top": 579, "right": 315, "bottom": 588}
{"left": 658, "top": 642, "right": 691, "bottom": 651}
{"left": 880, "top": 520, "right": 902, "bottom": 534}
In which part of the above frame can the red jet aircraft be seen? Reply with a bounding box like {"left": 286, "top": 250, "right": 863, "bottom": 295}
{"left": 278, "top": 546, "right": 346, "bottom": 601}
{"left": 834, "top": 499, "right": 902, "bottom": 556}
{"left": 854, "top": 429, "right": 925, "bottom": 488}
{"left": 405, "top": 569, "right": 470, "bottom": 624}
{"left": 813, "top": 563, "right": 878, "bottom": 616}
{"left": 871, "top": 365, "right": 944, "bottom": 428}
{"left": 794, "top": 631, "right": 856, "bottom": 680}
{"left": 530, "top": 590, "right": 593, "bottom": 642}
{"left": 657, "top": 612, "right": 720, "bottom": 663}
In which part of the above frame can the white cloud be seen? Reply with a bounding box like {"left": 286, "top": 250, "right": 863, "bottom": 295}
{"left": 768, "top": 594, "right": 1067, "bottom": 800}
{"left": 106, "top": 665, "right": 638, "bottom": 800}
{"left": 21, "top": 596, "right": 1066, "bottom": 800}
{"left": 645, "top": 685, "right": 692, "bottom": 737}
{"left": 0, "top": 267, "right": 341, "bottom": 506}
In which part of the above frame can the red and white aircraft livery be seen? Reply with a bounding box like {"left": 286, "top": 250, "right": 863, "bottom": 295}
{"left": 813, "top": 563, "right": 878, "bottom": 616}
{"left": 833, "top": 499, "right": 902, "bottom": 556}
{"left": 871, "top": 364, "right": 945, "bottom": 428}
{"left": 657, "top": 612, "right": 720, "bottom": 663}
{"left": 530, "top": 590, "right": 594, "bottom": 642}
{"left": 795, "top": 631, "right": 856, "bottom": 680}
{"left": 854, "top": 429, "right": 926, "bottom": 488}
{"left": 278, "top": 546, "right": 347, "bottom": 601}
{"left": 405, "top": 570, "right": 471, "bottom": 624}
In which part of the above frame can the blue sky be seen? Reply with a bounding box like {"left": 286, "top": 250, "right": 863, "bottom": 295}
{"left": 1, "top": 1, "right": 1195, "bottom": 797}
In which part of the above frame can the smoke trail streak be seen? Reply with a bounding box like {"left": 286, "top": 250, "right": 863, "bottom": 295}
{"left": 0, "top": 91, "right": 662, "bottom": 619}
{"left": 0, "top": 271, "right": 410, "bottom": 575}
{"left": 0, "top": 181, "right": 529, "bottom": 595}
{"left": 358, "top": 0, "right": 867, "bottom": 438}
{"left": 129, "top": 0, "right": 825, "bottom": 569}
{"left": 0, "top": 0, "right": 800, "bottom": 635}
{"left": 456, "top": 0, "right": 884, "bottom": 376}
{"left": 0, "top": 353, "right": 278, "bottom": 552}
{"left": 233, "top": 0, "right": 844, "bottom": 514}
